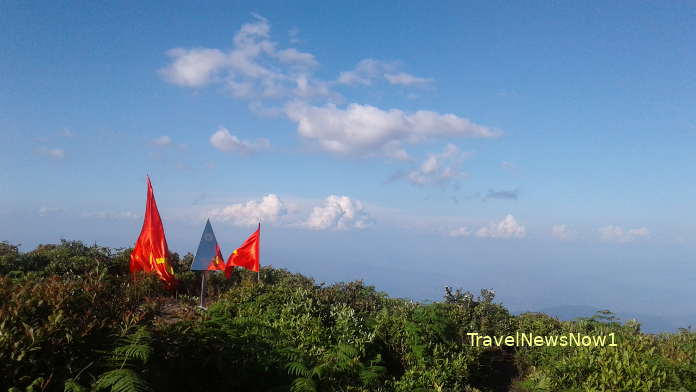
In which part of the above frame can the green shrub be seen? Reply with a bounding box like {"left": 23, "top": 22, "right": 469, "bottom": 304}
{"left": 2, "top": 240, "right": 696, "bottom": 392}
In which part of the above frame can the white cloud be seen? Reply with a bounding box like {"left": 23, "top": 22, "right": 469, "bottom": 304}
{"left": 37, "top": 147, "right": 65, "bottom": 160}
{"left": 629, "top": 228, "right": 650, "bottom": 237}
{"left": 285, "top": 102, "right": 499, "bottom": 156}
{"left": 551, "top": 224, "right": 575, "bottom": 241}
{"left": 305, "top": 195, "right": 372, "bottom": 230}
{"left": 598, "top": 225, "right": 650, "bottom": 243}
{"left": 382, "top": 141, "right": 410, "bottom": 160}
{"left": 160, "top": 48, "right": 228, "bottom": 87}
{"left": 161, "top": 16, "right": 501, "bottom": 161}
{"left": 210, "top": 194, "right": 287, "bottom": 226}
{"left": 449, "top": 226, "right": 471, "bottom": 237}
{"left": 337, "top": 59, "right": 394, "bottom": 86}
{"left": 276, "top": 48, "right": 318, "bottom": 67}
{"left": 407, "top": 144, "right": 468, "bottom": 187}
{"left": 292, "top": 75, "right": 333, "bottom": 99}
{"left": 338, "top": 60, "right": 431, "bottom": 88}
{"left": 38, "top": 207, "right": 63, "bottom": 216}
{"left": 160, "top": 15, "right": 322, "bottom": 101}
{"left": 384, "top": 72, "right": 432, "bottom": 86}
{"left": 476, "top": 214, "right": 526, "bottom": 239}
{"left": 152, "top": 135, "right": 172, "bottom": 146}
{"left": 209, "top": 127, "right": 270, "bottom": 154}
{"left": 60, "top": 128, "right": 74, "bottom": 137}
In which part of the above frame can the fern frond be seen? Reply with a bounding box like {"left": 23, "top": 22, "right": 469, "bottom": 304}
{"left": 311, "top": 362, "right": 330, "bottom": 379}
{"left": 23, "top": 377, "right": 45, "bottom": 392}
{"left": 290, "top": 377, "right": 317, "bottom": 392}
{"left": 335, "top": 344, "right": 358, "bottom": 362}
{"left": 108, "top": 327, "right": 153, "bottom": 366}
{"left": 280, "top": 347, "right": 303, "bottom": 362}
{"left": 286, "top": 361, "right": 310, "bottom": 377}
{"left": 359, "top": 365, "right": 386, "bottom": 385}
{"left": 94, "top": 369, "right": 152, "bottom": 392}
{"left": 64, "top": 379, "right": 88, "bottom": 392}
{"left": 113, "top": 343, "right": 152, "bottom": 364}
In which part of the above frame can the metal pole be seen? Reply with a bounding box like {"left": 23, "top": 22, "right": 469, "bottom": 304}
{"left": 199, "top": 271, "right": 207, "bottom": 309}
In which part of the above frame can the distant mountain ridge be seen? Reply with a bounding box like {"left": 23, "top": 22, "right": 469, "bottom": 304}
{"left": 515, "top": 305, "right": 695, "bottom": 334}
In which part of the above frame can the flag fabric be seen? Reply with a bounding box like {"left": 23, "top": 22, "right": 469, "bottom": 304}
{"left": 225, "top": 223, "right": 260, "bottom": 278}
{"left": 130, "top": 176, "right": 176, "bottom": 287}
{"left": 208, "top": 244, "right": 225, "bottom": 271}
{"left": 191, "top": 219, "right": 225, "bottom": 271}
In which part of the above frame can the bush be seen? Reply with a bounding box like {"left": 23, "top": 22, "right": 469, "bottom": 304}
{"left": 2, "top": 240, "right": 696, "bottom": 392}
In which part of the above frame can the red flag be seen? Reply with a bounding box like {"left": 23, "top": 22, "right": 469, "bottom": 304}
{"left": 130, "top": 176, "right": 176, "bottom": 287}
{"left": 225, "top": 224, "right": 260, "bottom": 278}
{"left": 207, "top": 243, "right": 225, "bottom": 271}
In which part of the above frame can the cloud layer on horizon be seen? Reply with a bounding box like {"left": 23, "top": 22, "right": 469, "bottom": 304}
{"left": 598, "top": 225, "right": 650, "bottom": 243}
{"left": 208, "top": 194, "right": 372, "bottom": 231}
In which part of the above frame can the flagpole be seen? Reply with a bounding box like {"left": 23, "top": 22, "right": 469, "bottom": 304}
{"left": 257, "top": 219, "right": 261, "bottom": 283}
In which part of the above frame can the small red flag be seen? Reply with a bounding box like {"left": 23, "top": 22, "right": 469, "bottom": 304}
{"left": 130, "top": 176, "right": 176, "bottom": 287}
{"left": 207, "top": 243, "right": 225, "bottom": 271}
{"left": 225, "top": 224, "right": 260, "bottom": 279}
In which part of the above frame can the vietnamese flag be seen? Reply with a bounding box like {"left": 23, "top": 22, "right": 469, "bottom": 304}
{"left": 208, "top": 244, "right": 225, "bottom": 271}
{"left": 225, "top": 224, "right": 260, "bottom": 279}
{"left": 130, "top": 176, "right": 176, "bottom": 287}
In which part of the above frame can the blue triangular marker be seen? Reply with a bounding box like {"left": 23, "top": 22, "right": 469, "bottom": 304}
{"left": 191, "top": 219, "right": 223, "bottom": 271}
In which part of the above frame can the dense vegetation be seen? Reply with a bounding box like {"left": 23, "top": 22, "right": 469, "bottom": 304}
{"left": 1, "top": 240, "right": 695, "bottom": 392}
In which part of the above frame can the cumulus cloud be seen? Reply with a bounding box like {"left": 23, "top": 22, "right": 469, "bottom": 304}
{"left": 161, "top": 16, "right": 501, "bottom": 161}
{"left": 551, "top": 224, "right": 575, "bottom": 241}
{"left": 160, "top": 48, "right": 228, "bottom": 87}
{"left": 476, "top": 214, "right": 526, "bottom": 239}
{"left": 209, "top": 127, "right": 270, "bottom": 154}
{"left": 292, "top": 75, "right": 333, "bottom": 99}
{"left": 37, "top": 146, "right": 65, "bottom": 160}
{"left": 210, "top": 194, "right": 287, "bottom": 226}
{"left": 337, "top": 59, "right": 395, "bottom": 86}
{"left": 152, "top": 135, "right": 172, "bottom": 146}
{"left": 598, "top": 225, "right": 650, "bottom": 243}
{"left": 449, "top": 226, "right": 471, "bottom": 237}
{"left": 276, "top": 48, "right": 318, "bottom": 67}
{"left": 406, "top": 144, "right": 468, "bottom": 187}
{"left": 160, "top": 15, "right": 322, "bottom": 100}
{"left": 305, "top": 195, "right": 372, "bottom": 230}
{"left": 384, "top": 72, "right": 432, "bottom": 86}
{"left": 382, "top": 141, "right": 411, "bottom": 161}
{"left": 285, "top": 102, "right": 498, "bottom": 157}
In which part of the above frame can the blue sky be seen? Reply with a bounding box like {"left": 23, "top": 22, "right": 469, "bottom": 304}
{"left": 2, "top": 1, "right": 696, "bottom": 322}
